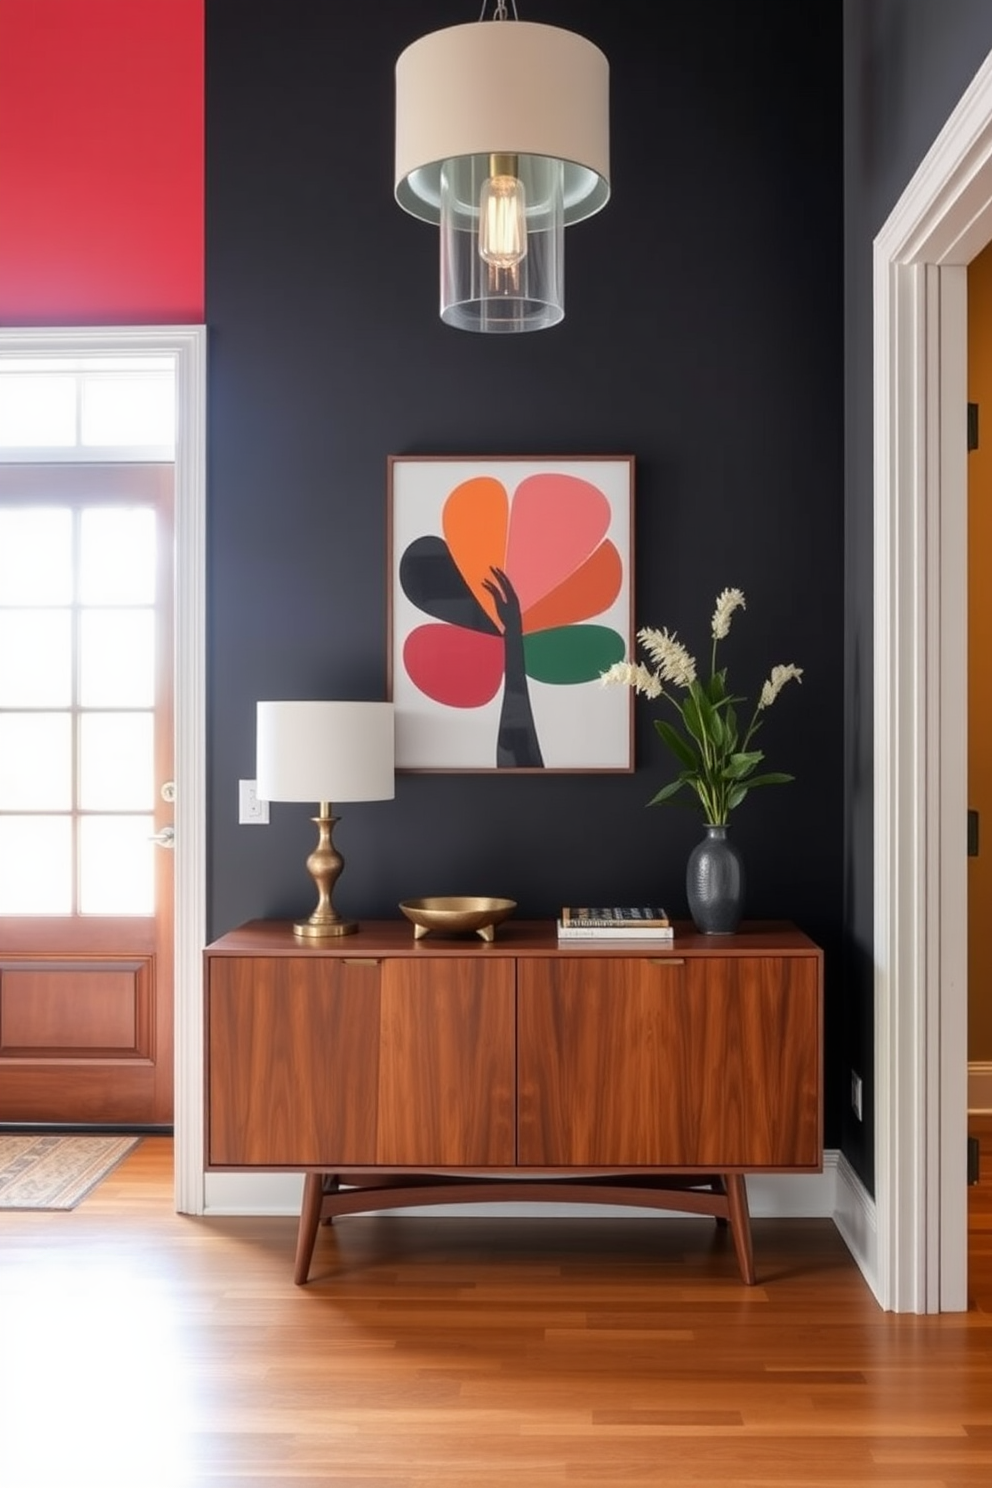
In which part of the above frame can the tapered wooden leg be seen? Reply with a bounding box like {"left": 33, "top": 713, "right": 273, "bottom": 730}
{"left": 724, "top": 1173, "right": 756, "bottom": 1284}
{"left": 294, "top": 1172, "right": 326, "bottom": 1285}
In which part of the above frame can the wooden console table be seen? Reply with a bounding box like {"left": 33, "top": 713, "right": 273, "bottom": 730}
{"left": 203, "top": 919, "right": 823, "bottom": 1285}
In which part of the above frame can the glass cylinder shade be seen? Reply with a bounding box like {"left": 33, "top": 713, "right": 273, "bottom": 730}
{"left": 440, "top": 154, "right": 564, "bottom": 332}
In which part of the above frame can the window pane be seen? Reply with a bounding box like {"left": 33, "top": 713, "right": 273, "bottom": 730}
{"left": 80, "top": 508, "right": 156, "bottom": 604}
{"left": 79, "top": 610, "right": 154, "bottom": 706}
{"left": 0, "top": 508, "right": 73, "bottom": 602}
{"left": 81, "top": 374, "right": 175, "bottom": 449}
{"left": 0, "top": 816, "right": 72, "bottom": 913}
{"left": 80, "top": 713, "right": 154, "bottom": 810}
{"left": 0, "top": 714, "right": 72, "bottom": 809}
{"left": 0, "top": 375, "right": 76, "bottom": 447}
{"left": 0, "top": 612, "right": 72, "bottom": 705}
{"left": 79, "top": 815, "right": 154, "bottom": 914}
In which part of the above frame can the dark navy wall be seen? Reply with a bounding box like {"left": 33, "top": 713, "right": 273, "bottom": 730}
{"left": 205, "top": 1, "right": 845, "bottom": 1136}
{"left": 842, "top": 0, "right": 992, "bottom": 1189}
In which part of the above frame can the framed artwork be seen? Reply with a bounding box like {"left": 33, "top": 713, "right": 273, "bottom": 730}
{"left": 388, "top": 454, "right": 634, "bottom": 773}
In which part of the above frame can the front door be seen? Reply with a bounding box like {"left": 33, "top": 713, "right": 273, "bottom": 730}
{"left": 0, "top": 463, "right": 175, "bottom": 1126}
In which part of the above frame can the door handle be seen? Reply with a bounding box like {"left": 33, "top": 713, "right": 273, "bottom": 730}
{"left": 149, "top": 825, "right": 175, "bottom": 848}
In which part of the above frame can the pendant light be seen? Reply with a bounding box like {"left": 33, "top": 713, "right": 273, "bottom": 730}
{"left": 394, "top": 2, "right": 610, "bottom": 333}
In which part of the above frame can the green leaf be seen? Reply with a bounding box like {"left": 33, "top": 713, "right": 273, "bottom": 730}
{"left": 740, "top": 772, "right": 795, "bottom": 788}
{"left": 727, "top": 784, "right": 749, "bottom": 811}
{"left": 646, "top": 778, "right": 689, "bottom": 805}
{"left": 723, "top": 749, "right": 764, "bottom": 780}
{"left": 655, "top": 719, "right": 699, "bottom": 771}
{"left": 724, "top": 702, "right": 739, "bottom": 752}
{"left": 685, "top": 686, "right": 716, "bottom": 750}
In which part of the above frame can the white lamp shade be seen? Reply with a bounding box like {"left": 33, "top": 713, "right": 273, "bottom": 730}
{"left": 395, "top": 21, "right": 610, "bottom": 225}
{"left": 256, "top": 701, "right": 395, "bottom": 804}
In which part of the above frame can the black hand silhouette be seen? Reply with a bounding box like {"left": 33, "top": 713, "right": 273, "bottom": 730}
{"left": 481, "top": 565, "right": 522, "bottom": 636}
{"left": 481, "top": 566, "right": 544, "bottom": 769}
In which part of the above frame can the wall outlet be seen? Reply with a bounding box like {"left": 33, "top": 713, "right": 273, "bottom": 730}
{"left": 238, "top": 779, "right": 269, "bottom": 824}
{"left": 851, "top": 1070, "right": 863, "bottom": 1122}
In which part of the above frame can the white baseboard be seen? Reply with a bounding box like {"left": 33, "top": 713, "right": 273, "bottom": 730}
{"left": 970, "top": 1061, "right": 992, "bottom": 1112}
{"left": 832, "top": 1149, "right": 880, "bottom": 1303}
{"left": 203, "top": 1153, "right": 842, "bottom": 1220}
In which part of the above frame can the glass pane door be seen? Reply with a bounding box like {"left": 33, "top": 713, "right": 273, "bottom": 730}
{"left": 0, "top": 504, "right": 157, "bottom": 915}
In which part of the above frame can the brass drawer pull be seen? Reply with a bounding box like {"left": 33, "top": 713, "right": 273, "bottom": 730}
{"left": 650, "top": 957, "right": 685, "bottom": 966}
{"left": 343, "top": 958, "right": 380, "bottom": 967}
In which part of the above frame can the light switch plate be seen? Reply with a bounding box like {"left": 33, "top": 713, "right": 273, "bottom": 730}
{"left": 239, "top": 779, "right": 269, "bottom": 824}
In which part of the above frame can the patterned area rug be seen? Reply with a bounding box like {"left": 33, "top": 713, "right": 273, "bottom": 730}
{"left": 0, "top": 1134, "right": 141, "bottom": 1210}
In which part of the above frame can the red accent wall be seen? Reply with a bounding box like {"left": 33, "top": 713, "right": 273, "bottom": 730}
{"left": 0, "top": 0, "right": 203, "bottom": 324}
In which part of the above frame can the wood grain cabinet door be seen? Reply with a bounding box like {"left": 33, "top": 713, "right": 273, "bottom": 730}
{"left": 517, "top": 955, "right": 821, "bottom": 1169}
{"left": 206, "top": 955, "right": 381, "bottom": 1166}
{"left": 376, "top": 957, "right": 516, "bottom": 1166}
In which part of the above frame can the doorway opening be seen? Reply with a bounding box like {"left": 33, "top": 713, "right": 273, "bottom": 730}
{"left": 873, "top": 50, "right": 992, "bottom": 1312}
{"left": 0, "top": 326, "right": 205, "bottom": 1211}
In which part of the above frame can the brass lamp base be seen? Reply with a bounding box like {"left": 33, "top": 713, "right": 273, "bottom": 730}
{"left": 292, "top": 802, "right": 359, "bottom": 940}
{"left": 293, "top": 915, "right": 356, "bottom": 939}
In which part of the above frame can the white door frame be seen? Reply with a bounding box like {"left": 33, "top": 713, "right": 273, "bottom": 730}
{"left": 873, "top": 48, "right": 992, "bottom": 1312}
{"left": 0, "top": 324, "right": 207, "bottom": 1214}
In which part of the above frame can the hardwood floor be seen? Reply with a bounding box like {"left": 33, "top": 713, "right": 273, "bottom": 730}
{"left": 0, "top": 1124, "right": 989, "bottom": 1488}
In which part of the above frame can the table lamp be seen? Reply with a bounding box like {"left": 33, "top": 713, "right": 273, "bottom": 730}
{"left": 256, "top": 700, "right": 395, "bottom": 939}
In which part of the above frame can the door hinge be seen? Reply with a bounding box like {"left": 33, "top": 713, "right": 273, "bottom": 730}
{"left": 968, "top": 809, "right": 979, "bottom": 857}
{"left": 968, "top": 401, "right": 979, "bottom": 451}
{"left": 968, "top": 1134, "right": 980, "bottom": 1185}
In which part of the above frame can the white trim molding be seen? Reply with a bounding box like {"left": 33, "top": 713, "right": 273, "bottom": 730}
{"left": 203, "top": 1155, "right": 843, "bottom": 1221}
{"left": 833, "top": 1151, "right": 879, "bottom": 1298}
{"left": 873, "top": 48, "right": 992, "bottom": 1312}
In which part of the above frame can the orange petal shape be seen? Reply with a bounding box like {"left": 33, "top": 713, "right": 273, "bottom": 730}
{"left": 442, "top": 476, "right": 509, "bottom": 629}
{"left": 504, "top": 473, "right": 613, "bottom": 613}
{"left": 521, "top": 539, "right": 623, "bottom": 635}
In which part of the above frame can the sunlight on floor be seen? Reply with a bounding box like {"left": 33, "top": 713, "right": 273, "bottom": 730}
{"left": 0, "top": 1256, "right": 198, "bottom": 1488}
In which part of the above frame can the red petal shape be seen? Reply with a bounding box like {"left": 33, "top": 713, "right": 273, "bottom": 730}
{"left": 504, "top": 474, "right": 612, "bottom": 613}
{"left": 403, "top": 623, "right": 505, "bottom": 707}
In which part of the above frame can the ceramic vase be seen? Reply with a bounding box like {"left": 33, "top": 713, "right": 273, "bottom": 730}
{"left": 686, "top": 823, "right": 745, "bottom": 934}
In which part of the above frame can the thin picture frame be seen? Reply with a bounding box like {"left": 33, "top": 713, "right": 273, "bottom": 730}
{"left": 387, "top": 454, "right": 634, "bottom": 773}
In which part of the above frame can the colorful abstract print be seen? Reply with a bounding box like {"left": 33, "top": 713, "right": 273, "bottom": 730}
{"left": 398, "top": 470, "right": 626, "bottom": 768}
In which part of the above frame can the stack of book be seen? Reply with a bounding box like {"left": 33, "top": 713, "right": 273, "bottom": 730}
{"left": 556, "top": 906, "right": 674, "bottom": 942}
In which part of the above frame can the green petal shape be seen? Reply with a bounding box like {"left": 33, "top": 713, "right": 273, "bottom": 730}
{"left": 522, "top": 624, "right": 626, "bottom": 685}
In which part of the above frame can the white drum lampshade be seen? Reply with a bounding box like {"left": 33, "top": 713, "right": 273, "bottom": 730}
{"left": 395, "top": 17, "right": 610, "bottom": 333}
{"left": 256, "top": 701, "right": 395, "bottom": 938}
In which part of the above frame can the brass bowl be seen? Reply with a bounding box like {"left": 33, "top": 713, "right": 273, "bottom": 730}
{"left": 398, "top": 895, "right": 517, "bottom": 942}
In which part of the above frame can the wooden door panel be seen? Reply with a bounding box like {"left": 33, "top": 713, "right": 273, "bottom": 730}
{"left": 1, "top": 961, "right": 149, "bottom": 1051}
{"left": 0, "top": 950, "right": 158, "bottom": 1122}
{"left": 207, "top": 956, "right": 380, "bottom": 1167}
{"left": 517, "top": 955, "right": 821, "bottom": 1169}
{"left": 377, "top": 957, "right": 515, "bottom": 1166}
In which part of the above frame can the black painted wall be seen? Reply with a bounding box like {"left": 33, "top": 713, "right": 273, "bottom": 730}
{"left": 205, "top": 2, "right": 845, "bottom": 1138}
{"left": 842, "top": 0, "right": 992, "bottom": 1189}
